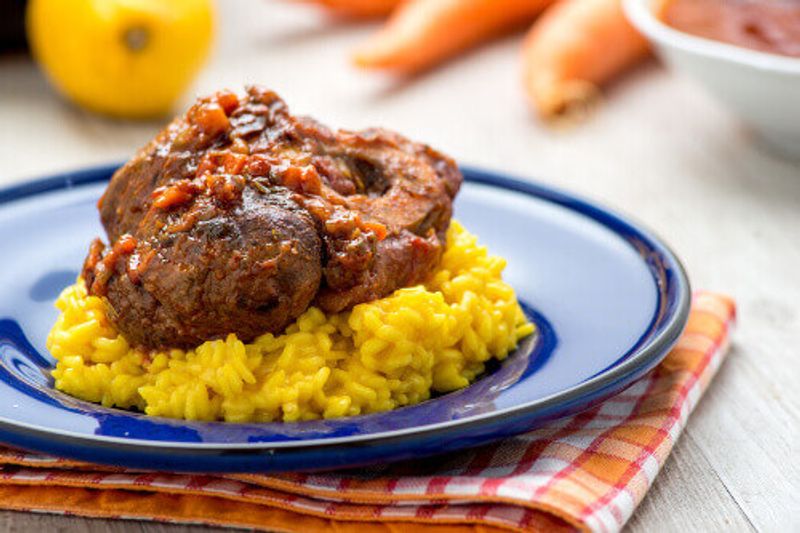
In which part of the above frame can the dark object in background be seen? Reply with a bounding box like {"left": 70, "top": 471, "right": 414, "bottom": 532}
{"left": 0, "top": 0, "right": 28, "bottom": 52}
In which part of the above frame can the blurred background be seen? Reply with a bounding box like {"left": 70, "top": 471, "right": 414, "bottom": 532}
{"left": 1, "top": 0, "right": 798, "bottom": 292}
{"left": 0, "top": 1, "right": 798, "bottom": 528}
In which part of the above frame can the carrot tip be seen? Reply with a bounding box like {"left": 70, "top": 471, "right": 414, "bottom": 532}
{"left": 532, "top": 80, "right": 602, "bottom": 126}
{"left": 351, "top": 48, "right": 377, "bottom": 68}
{"left": 351, "top": 42, "right": 415, "bottom": 72}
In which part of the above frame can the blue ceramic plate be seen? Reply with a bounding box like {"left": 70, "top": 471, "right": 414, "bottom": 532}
{"left": 0, "top": 165, "right": 689, "bottom": 472}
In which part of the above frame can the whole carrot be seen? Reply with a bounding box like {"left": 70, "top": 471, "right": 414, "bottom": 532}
{"left": 354, "top": 0, "right": 555, "bottom": 74}
{"left": 301, "top": 0, "right": 402, "bottom": 18}
{"left": 522, "top": 0, "right": 650, "bottom": 122}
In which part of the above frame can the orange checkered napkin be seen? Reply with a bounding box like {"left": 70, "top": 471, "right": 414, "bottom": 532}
{"left": 0, "top": 292, "right": 734, "bottom": 533}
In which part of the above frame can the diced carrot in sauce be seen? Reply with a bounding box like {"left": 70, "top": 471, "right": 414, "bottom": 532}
{"left": 299, "top": 195, "right": 335, "bottom": 222}
{"left": 197, "top": 152, "right": 248, "bottom": 177}
{"left": 192, "top": 103, "right": 230, "bottom": 137}
{"left": 282, "top": 165, "right": 322, "bottom": 195}
{"left": 281, "top": 166, "right": 303, "bottom": 190}
{"left": 363, "top": 221, "right": 388, "bottom": 241}
{"left": 221, "top": 153, "right": 247, "bottom": 174}
{"left": 215, "top": 90, "right": 240, "bottom": 115}
{"left": 230, "top": 137, "right": 250, "bottom": 154}
{"left": 152, "top": 181, "right": 197, "bottom": 210}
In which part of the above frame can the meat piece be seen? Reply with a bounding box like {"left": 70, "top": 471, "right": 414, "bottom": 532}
{"left": 83, "top": 86, "right": 462, "bottom": 349}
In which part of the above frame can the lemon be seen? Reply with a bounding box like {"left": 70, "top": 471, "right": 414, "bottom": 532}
{"left": 27, "top": 0, "right": 214, "bottom": 119}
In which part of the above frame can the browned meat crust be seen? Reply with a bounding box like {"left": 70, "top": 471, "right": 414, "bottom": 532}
{"left": 82, "top": 87, "right": 462, "bottom": 350}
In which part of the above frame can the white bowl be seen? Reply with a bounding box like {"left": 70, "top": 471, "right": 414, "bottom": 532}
{"left": 623, "top": 0, "right": 800, "bottom": 159}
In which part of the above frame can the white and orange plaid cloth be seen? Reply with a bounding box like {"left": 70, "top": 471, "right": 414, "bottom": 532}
{"left": 0, "top": 291, "right": 735, "bottom": 532}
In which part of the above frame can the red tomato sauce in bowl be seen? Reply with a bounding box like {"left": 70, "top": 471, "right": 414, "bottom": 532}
{"left": 661, "top": 0, "right": 800, "bottom": 58}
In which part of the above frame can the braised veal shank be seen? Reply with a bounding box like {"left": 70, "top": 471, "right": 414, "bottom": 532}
{"left": 83, "top": 87, "right": 462, "bottom": 349}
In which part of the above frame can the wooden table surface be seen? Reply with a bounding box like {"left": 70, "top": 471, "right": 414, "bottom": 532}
{"left": 0, "top": 2, "right": 798, "bottom": 531}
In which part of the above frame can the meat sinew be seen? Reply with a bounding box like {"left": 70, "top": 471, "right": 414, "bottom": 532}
{"left": 82, "top": 86, "right": 462, "bottom": 349}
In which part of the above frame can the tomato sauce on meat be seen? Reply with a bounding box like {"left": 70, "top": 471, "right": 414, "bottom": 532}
{"left": 82, "top": 87, "right": 462, "bottom": 350}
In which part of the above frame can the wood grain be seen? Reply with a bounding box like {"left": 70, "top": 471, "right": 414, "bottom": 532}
{"left": 0, "top": 0, "right": 798, "bottom": 531}
{"left": 627, "top": 431, "right": 756, "bottom": 532}
{"left": 0, "top": 511, "right": 221, "bottom": 533}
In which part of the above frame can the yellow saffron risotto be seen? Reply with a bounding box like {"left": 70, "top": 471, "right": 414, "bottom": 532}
{"left": 47, "top": 222, "right": 535, "bottom": 423}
